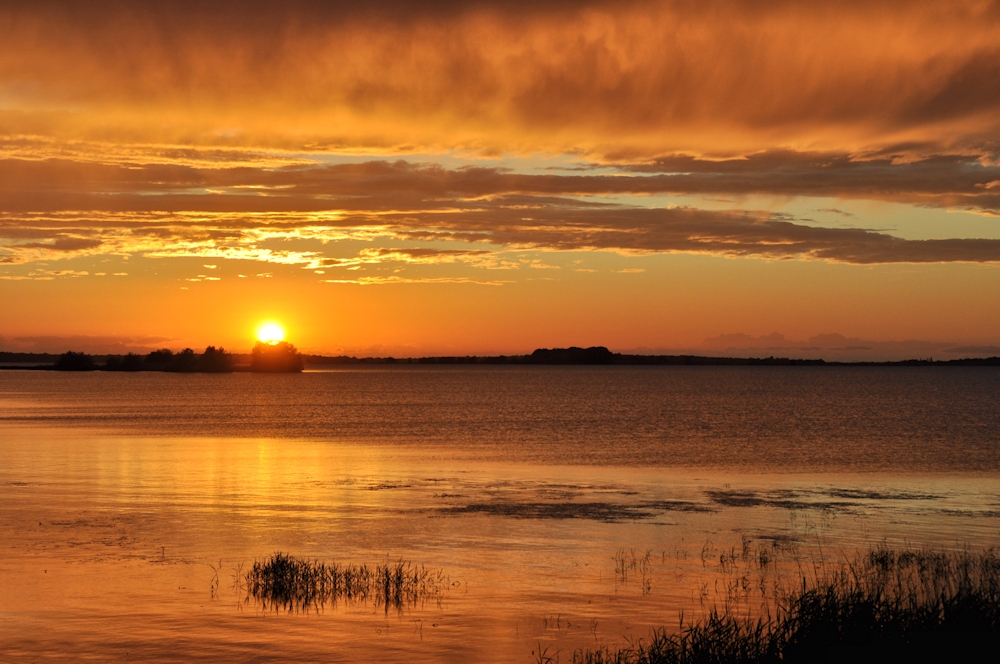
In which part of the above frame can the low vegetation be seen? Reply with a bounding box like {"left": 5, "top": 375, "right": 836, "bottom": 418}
{"left": 571, "top": 547, "right": 1000, "bottom": 664}
{"left": 238, "top": 552, "right": 449, "bottom": 613}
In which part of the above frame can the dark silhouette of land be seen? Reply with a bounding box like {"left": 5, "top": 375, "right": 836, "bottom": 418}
{"left": 249, "top": 341, "right": 304, "bottom": 373}
{"left": 138, "top": 346, "right": 236, "bottom": 372}
{"left": 53, "top": 351, "right": 96, "bottom": 371}
{"left": 1, "top": 346, "right": 240, "bottom": 372}
{"left": 573, "top": 546, "right": 1000, "bottom": 664}
{"left": 2, "top": 345, "right": 998, "bottom": 372}
{"left": 298, "top": 346, "right": 1000, "bottom": 367}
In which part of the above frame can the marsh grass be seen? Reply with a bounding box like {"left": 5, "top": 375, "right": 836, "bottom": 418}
{"left": 574, "top": 547, "right": 1000, "bottom": 663}
{"left": 615, "top": 548, "right": 654, "bottom": 595}
{"left": 241, "top": 553, "right": 449, "bottom": 614}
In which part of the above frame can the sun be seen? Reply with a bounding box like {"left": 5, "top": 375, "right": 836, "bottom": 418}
{"left": 257, "top": 323, "right": 285, "bottom": 345}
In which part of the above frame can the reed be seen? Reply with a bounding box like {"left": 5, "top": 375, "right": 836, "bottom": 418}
{"left": 241, "top": 552, "right": 449, "bottom": 614}
{"left": 574, "top": 547, "right": 1000, "bottom": 663}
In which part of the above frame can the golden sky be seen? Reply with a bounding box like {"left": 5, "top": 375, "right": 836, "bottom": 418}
{"left": 2, "top": 1, "right": 1000, "bottom": 357}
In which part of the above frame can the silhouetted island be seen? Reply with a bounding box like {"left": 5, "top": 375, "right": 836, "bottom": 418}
{"left": 48, "top": 344, "right": 303, "bottom": 373}
{"left": 140, "top": 346, "right": 236, "bottom": 372}
{"left": 249, "top": 341, "right": 304, "bottom": 373}
{"left": 2, "top": 346, "right": 244, "bottom": 373}
{"left": 53, "top": 351, "right": 97, "bottom": 371}
{"left": 66, "top": 346, "right": 237, "bottom": 372}
{"left": 2, "top": 345, "right": 998, "bottom": 372}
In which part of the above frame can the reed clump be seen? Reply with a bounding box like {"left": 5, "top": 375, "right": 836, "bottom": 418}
{"left": 574, "top": 547, "right": 1000, "bottom": 664}
{"left": 242, "top": 552, "right": 448, "bottom": 614}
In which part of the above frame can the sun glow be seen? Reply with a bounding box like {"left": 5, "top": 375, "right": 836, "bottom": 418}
{"left": 257, "top": 323, "right": 285, "bottom": 345}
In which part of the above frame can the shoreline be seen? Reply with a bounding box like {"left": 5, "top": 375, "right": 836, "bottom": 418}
{"left": 3, "top": 345, "right": 1000, "bottom": 370}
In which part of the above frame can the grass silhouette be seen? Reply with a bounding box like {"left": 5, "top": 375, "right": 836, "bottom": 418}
{"left": 240, "top": 552, "right": 449, "bottom": 614}
{"left": 572, "top": 547, "right": 1000, "bottom": 664}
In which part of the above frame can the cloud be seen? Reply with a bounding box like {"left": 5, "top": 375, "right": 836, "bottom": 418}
{"left": 355, "top": 247, "right": 517, "bottom": 268}
{"left": 3, "top": 151, "right": 1000, "bottom": 215}
{"left": 616, "top": 150, "right": 1000, "bottom": 211}
{"left": 322, "top": 275, "right": 509, "bottom": 286}
{"left": 696, "top": 332, "right": 1000, "bottom": 362}
{"left": 0, "top": 334, "right": 175, "bottom": 354}
{"left": 3, "top": 175, "right": 1000, "bottom": 266}
{"left": 3, "top": 48, "right": 1000, "bottom": 269}
{"left": 817, "top": 208, "right": 856, "bottom": 218}
{"left": 2, "top": 2, "right": 1000, "bottom": 157}
{"left": 390, "top": 204, "right": 1000, "bottom": 264}
{"left": 944, "top": 345, "right": 1000, "bottom": 355}
{"left": 0, "top": 268, "right": 90, "bottom": 280}
{"left": 17, "top": 236, "right": 103, "bottom": 251}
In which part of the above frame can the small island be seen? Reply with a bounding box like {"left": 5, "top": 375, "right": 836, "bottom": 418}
{"left": 6, "top": 343, "right": 305, "bottom": 373}
{"left": 249, "top": 341, "right": 305, "bottom": 373}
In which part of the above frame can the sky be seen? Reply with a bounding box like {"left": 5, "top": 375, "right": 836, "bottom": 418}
{"left": 1, "top": 0, "right": 1000, "bottom": 358}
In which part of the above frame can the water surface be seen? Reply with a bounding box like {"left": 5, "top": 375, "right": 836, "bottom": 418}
{"left": 2, "top": 367, "right": 998, "bottom": 661}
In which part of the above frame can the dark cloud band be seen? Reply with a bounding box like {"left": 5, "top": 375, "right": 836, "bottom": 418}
{"left": 2, "top": 150, "right": 1000, "bottom": 265}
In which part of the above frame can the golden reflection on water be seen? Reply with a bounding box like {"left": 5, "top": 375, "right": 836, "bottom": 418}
{"left": 2, "top": 426, "right": 1000, "bottom": 662}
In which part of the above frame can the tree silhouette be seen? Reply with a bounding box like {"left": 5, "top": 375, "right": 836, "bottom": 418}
{"left": 144, "top": 348, "right": 174, "bottom": 369}
{"left": 198, "top": 346, "right": 234, "bottom": 372}
{"left": 54, "top": 351, "right": 96, "bottom": 371}
{"left": 103, "top": 352, "right": 143, "bottom": 371}
{"left": 172, "top": 348, "right": 198, "bottom": 372}
{"left": 250, "top": 341, "right": 304, "bottom": 372}
{"left": 120, "top": 352, "right": 143, "bottom": 371}
{"left": 53, "top": 347, "right": 235, "bottom": 373}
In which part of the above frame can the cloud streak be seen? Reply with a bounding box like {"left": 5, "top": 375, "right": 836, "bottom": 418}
{"left": 3, "top": 201, "right": 1000, "bottom": 269}
{"left": 321, "top": 276, "right": 510, "bottom": 286}
{"left": 2, "top": 152, "right": 999, "bottom": 213}
{"left": 696, "top": 332, "right": 1000, "bottom": 363}
{"left": 3, "top": 4, "right": 1000, "bottom": 274}
{"left": 2, "top": 2, "right": 1000, "bottom": 157}
{"left": 2, "top": 153, "right": 1000, "bottom": 268}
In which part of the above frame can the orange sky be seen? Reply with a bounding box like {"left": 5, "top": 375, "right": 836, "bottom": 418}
{"left": 2, "top": 1, "right": 1000, "bottom": 358}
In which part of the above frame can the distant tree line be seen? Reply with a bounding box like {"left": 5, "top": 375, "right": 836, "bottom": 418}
{"left": 302, "top": 346, "right": 1000, "bottom": 366}
{"left": 26, "top": 345, "right": 1000, "bottom": 373}
{"left": 54, "top": 346, "right": 236, "bottom": 372}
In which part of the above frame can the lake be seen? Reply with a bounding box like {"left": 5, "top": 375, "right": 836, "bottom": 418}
{"left": 2, "top": 367, "right": 999, "bottom": 661}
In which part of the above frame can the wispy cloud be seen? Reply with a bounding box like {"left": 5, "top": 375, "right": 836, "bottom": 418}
{"left": 2, "top": 201, "right": 1000, "bottom": 269}
{"left": 0, "top": 334, "right": 174, "bottom": 354}
{"left": 2, "top": 2, "right": 1000, "bottom": 157}
{"left": 697, "top": 332, "right": 1000, "bottom": 362}
{"left": 3, "top": 153, "right": 1000, "bottom": 213}
{"left": 2, "top": 155, "right": 1000, "bottom": 269}
{"left": 321, "top": 275, "right": 510, "bottom": 286}
{"left": 355, "top": 247, "right": 519, "bottom": 269}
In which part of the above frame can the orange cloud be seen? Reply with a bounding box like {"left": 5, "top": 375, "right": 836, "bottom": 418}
{"left": 2, "top": 1, "right": 999, "bottom": 157}
{"left": 3, "top": 199, "right": 1000, "bottom": 269}
{"left": 3, "top": 152, "right": 999, "bottom": 213}
{"left": 3, "top": 151, "right": 1000, "bottom": 267}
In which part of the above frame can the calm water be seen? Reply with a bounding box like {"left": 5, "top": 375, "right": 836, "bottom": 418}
{"left": 2, "top": 367, "right": 999, "bottom": 661}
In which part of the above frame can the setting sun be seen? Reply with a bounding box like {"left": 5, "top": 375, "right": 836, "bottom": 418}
{"left": 257, "top": 323, "right": 285, "bottom": 345}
